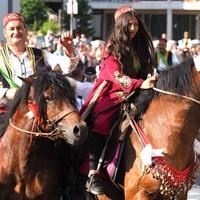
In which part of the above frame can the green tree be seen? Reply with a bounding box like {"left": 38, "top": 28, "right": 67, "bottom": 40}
{"left": 40, "top": 20, "right": 60, "bottom": 35}
{"left": 20, "top": 0, "right": 48, "bottom": 31}
{"left": 62, "top": 0, "right": 94, "bottom": 37}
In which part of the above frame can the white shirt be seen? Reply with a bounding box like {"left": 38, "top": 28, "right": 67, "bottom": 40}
{"left": 76, "top": 81, "right": 93, "bottom": 101}
{"left": 193, "top": 54, "right": 200, "bottom": 72}
{"left": 65, "top": 77, "right": 93, "bottom": 110}
{"left": 178, "top": 38, "right": 192, "bottom": 49}
{"left": 76, "top": 81, "right": 93, "bottom": 110}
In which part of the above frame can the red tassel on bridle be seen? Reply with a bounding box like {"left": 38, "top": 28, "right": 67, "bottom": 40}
{"left": 28, "top": 101, "right": 42, "bottom": 123}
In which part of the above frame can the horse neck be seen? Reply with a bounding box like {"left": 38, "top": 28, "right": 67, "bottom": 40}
{"left": 2, "top": 106, "right": 34, "bottom": 148}
{"left": 140, "top": 97, "right": 200, "bottom": 157}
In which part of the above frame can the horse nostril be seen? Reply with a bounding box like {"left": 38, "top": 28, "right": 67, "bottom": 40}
{"left": 73, "top": 126, "right": 80, "bottom": 137}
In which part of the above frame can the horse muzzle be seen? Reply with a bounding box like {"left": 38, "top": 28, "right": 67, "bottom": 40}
{"left": 57, "top": 120, "right": 88, "bottom": 146}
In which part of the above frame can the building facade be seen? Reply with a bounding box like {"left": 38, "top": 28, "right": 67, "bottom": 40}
{"left": 45, "top": 0, "right": 200, "bottom": 41}
{"left": 90, "top": 0, "right": 200, "bottom": 41}
{"left": 1, "top": 0, "right": 199, "bottom": 42}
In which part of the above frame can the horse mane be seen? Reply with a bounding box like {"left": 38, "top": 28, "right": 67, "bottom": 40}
{"left": 0, "top": 67, "right": 76, "bottom": 136}
{"left": 133, "top": 57, "right": 195, "bottom": 117}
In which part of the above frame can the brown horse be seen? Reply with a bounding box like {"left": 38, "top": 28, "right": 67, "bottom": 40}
{"left": 0, "top": 68, "right": 87, "bottom": 200}
{"left": 95, "top": 57, "right": 200, "bottom": 200}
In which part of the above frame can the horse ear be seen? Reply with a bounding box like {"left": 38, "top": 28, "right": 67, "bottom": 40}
{"left": 18, "top": 75, "right": 34, "bottom": 85}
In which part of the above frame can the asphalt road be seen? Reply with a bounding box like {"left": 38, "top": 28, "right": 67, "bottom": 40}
{"left": 187, "top": 171, "right": 200, "bottom": 199}
{"left": 188, "top": 140, "right": 200, "bottom": 200}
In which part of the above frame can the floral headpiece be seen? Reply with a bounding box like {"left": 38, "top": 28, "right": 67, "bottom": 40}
{"left": 114, "top": 6, "right": 135, "bottom": 21}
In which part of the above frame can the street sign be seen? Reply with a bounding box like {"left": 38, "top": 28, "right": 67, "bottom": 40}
{"left": 67, "top": 2, "right": 73, "bottom": 14}
{"left": 67, "top": 0, "right": 78, "bottom": 15}
{"left": 73, "top": 1, "right": 78, "bottom": 15}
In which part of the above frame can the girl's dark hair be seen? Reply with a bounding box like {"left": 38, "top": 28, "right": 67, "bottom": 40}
{"left": 107, "top": 10, "right": 155, "bottom": 79}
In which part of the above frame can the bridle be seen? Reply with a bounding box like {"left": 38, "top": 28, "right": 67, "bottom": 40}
{"left": 9, "top": 107, "right": 78, "bottom": 140}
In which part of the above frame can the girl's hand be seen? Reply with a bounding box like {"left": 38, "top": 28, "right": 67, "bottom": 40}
{"left": 140, "top": 74, "right": 158, "bottom": 89}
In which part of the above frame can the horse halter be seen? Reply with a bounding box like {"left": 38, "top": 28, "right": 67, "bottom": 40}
{"left": 9, "top": 102, "right": 78, "bottom": 140}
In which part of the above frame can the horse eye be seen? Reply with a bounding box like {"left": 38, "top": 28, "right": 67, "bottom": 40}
{"left": 45, "top": 96, "right": 53, "bottom": 102}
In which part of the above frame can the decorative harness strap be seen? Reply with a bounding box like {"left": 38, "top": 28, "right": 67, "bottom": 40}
{"left": 124, "top": 105, "right": 200, "bottom": 199}
{"left": 81, "top": 80, "right": 108, "bottom": 120}
{"left": 123, "top": 104, "right": 146, "bottom": 148}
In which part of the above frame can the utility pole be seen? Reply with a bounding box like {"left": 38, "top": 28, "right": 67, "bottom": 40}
{"left": 67, "top": 0, "right": 78, "bottom": 36}
{"left": 58, "top": 9, "right": 62, "bottom": 33}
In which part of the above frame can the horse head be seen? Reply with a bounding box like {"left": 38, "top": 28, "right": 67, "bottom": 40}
{"left": 0, "top": 65, "right": 88, "bottom": 199}
{"left": 10, "top": 68, "right": 88, "bottom": 146}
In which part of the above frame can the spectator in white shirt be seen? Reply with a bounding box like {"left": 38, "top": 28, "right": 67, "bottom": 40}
{"left": 0, "top": 12, "right": 79, "bottom": 103}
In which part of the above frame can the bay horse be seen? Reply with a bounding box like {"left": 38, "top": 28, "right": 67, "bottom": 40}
{"left": 0, "top": 67, "right": 87, "bottom": 200}
{"left": 94, "top": 57, "right": 200, "bottom": 200}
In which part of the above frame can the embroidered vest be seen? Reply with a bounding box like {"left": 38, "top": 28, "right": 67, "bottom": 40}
{"left": 0, "top": 46, "right": 45, "bottom": 89}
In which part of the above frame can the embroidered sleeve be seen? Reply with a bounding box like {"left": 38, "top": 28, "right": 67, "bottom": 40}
{"left": 100, "top": 55, "right": 143, "bottom": 93}
{"left": 114, "top": 71, "right": 132, "bottom": 88}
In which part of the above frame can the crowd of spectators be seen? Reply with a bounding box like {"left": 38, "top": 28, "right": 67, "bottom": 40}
{"left": 6, "top": 29, "right": 199, "bottom": 106}
{"left": 25, "top": 31, "right": 104, "bottom": 82}
{"left": 25, "top": 30, "right": 105, "bottom": 108}
{"left": 154, "top": 31, "right": 200, "bottom": 72}
{"left": 25, "top": 30, "right": 200, "bottom": 75}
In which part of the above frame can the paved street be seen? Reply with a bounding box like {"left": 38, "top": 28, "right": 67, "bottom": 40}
{"left": 187, "top": 145, "right": 200, "bottom": 200}
{"left": 188, "top": 177, "right": 200, "bottom": 200}
{"left": 187, "top": 139, "right": 200, "bottom": 199}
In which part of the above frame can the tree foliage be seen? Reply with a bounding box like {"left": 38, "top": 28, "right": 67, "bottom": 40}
{"left": 40, "top": 21, "right": 60, "bottom": 35}
{"left": 20, "top": 0, "right": 48, "bottom": 31}
{"left": 62, "top": 0, "right": 94, "bottom": 37}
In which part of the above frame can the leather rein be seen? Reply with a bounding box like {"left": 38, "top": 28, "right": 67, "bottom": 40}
{"left": 153, "top": 87, "right": 200, "bottom": 105}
